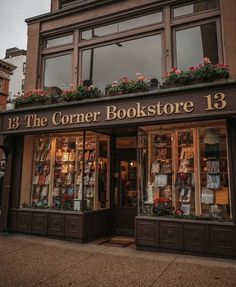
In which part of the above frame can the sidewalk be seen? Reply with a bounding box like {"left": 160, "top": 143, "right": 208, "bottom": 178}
{"left": 0, "top": 233, "right": 236, "bottom": 287}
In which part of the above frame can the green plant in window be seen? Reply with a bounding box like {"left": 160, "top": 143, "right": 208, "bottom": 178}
{"left": 63, "top": 85, "right": 101, "bottom": 101}
{"left": 163, "top": 57, "right": 229, "bottom": 88}
{"left": 13, "top": 90, "right": 49, "bottom": 108}
{"left": 106, "top": 74, "right": 151, "bottom": 96}
{"left": 153, "top": 197, "right": 172, "bottom": 216}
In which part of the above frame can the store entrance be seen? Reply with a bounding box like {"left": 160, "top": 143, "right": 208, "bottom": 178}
{"left": 113, "top": 148, "right": 137, "bottom": 235}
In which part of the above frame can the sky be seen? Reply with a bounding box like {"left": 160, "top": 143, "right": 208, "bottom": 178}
{"left": 0, "top": 0, "right": 51, "bottom": 59}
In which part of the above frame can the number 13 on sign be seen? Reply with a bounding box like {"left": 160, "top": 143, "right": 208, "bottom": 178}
{"left": 205, "top": 93, "right": 227, "bottom": 111}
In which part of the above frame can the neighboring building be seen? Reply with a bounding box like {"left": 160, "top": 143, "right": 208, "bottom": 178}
{"left": 0, "top": 59, "right": 16, "bottom": 109}
{"left": 4, "top": 48, "right": 27, "bottom": 99}
{"left": 1, "top": 0, "right": 236, "bottom": 258}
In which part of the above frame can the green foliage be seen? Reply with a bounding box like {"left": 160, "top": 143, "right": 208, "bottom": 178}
{"left": 163, "top": 58, "right": 229, "bottom": 88}
{"left": 106, "top": 76, "right": 150, "bottom": 96}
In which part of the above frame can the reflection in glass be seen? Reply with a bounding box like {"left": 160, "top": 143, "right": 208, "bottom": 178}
{"left": 173, "top": 0, "right": 218, "bottom": 18}
{"left": 45, "top": 35, "right": 73, "bottom": 48}
{"left": 176, "top": 22, "right": 218, "bottom": 69}
{"left": 199, "top": 125, "right": 231, "bottom": 220}
{"left": 81, "top": 34, "right": 162, "bottom": 92}
{"left": 81, "top": 12, "right": 162, "bottom": 40}
{"left": 44, "top": 54, "right": 72, "bottom": 89}
{"left": 120, "top": 160, "right": 137, "bottom": 208}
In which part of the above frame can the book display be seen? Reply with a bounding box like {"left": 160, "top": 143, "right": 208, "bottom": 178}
{"left": 200, "top": 127, "right": 230, "bottom": 219}
{"left": 75, "top": 137, "right": 96, "bottom": 210}
{"left": 30, "top": 133, "right": 110, "bottom": 211}
{"left": 141, "top": 121, "right": 232, "bottom": 220}
{"left": 52, "top": 137, "right": 76, "bottom": 210}
{"left": 31, "top": 137, "right": 52, "bottom": 208}
{"left": 149, "top": 133, "right": 173, "bottom": 203}
{"left": 175, "top": 130, "right": 195, "bottom": 215}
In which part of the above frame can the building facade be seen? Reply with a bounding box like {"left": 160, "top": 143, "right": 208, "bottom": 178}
{"left": 4, "top": 48, "right": 27, "bottom": 100}
{"left": 0, "top": 0, "right": 236, "bottom": 257}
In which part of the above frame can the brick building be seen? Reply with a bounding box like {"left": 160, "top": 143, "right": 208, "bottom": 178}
{"left": 1, "top": 0, "right": 236, "bottom": 257}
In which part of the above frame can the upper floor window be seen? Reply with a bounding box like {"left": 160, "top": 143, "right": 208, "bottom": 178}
{"left": 175, "top": 21, "right": 219, "bottom": 69}
{"left": 21, "top": 79, "right": 25, "bottom": 92}
{"left": 81, "top": 12, "right": 162, "bottom": 40}
{"left": 22, "top": 62, "right": 26, "bottom": 74}
{"left": 45, "top": 35, "right": 73, "bottom": 49}
{"left": 43, "top": 53, "right": 72, "bottom": 89}
{"left": 173, "top": 0, "right": 219, "bottom": 18}
{"left": 81, "top": 34, "right": 162, "bottom": 92}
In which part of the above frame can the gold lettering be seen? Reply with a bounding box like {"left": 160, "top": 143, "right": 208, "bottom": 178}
{"left": 156, "top": 102, "right": 164, "bottom": 115}
{"left": 183, "top": 101, "right": 194, "bottom": 113}
{"left": 61, "top": 115, "right": 70, "bottom": 125}
{"left": 126, "top": 108, "right": 137, "bottom": 118}
{"left": 147, "top": 105, "right": 156, "bottom": 116}
{"left": 41, "top": 117, "right": 48, "bottom": 127}
{"left": 85, "top": 112, "right": 94, "bottom": 122}
{"left": 174, "top": 102, "right": 184, "bottom": 114}
{"left": 136, "top": 103, "right": 147, "bottom": 117}
{"left": 8, "top": 117, "right": 20, "bottom": 130}
{"left": 106, "top": 106, "right": 117, "bottom": 121}
{"left": 214, "top": 93, "right": 227, "bottom": 110}
{"left": 24, "top": 115, "right": 34, "bottom": 128}
{"left": 52, "top": 112, "right": 62, "bottom": 126}
{"left": 163, "top": 103, "right": 175, "bottom": 115}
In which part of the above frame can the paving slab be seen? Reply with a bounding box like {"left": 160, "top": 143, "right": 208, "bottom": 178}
{"left": 0, "top": 233, "right": 236, "bottom": 287}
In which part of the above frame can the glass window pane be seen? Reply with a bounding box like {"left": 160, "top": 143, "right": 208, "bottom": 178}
{"left": 120, "top": 160, "right": 137, "bottom": 207}
{"left": 119, "top": 12, "right": 162, "bottom": 31}
{"left": 82, "top": 34, "right": 162, "bottom": 92}
{"left": 176, "top": 22, "right": 218, "bottom": 69}
{"left": 81, "top": 12, "right": 162, "bottom": 40}
{"left": 199, "top": 126, "right": 232, "bottom": 220}
{"left": 173, "top": 0, "right": 218, "bottom": 18}
{"left": 44, "top": 54, "right": 72, "bottom": 89}
{"left": 45, "top": 35, "right": 73, "bottom": 48}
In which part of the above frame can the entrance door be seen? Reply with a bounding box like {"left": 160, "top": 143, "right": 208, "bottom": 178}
{"left": 113, "top": 149, "right": 137, "bottom": 235}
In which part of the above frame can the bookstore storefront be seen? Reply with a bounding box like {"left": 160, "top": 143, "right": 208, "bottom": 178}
{"left": 1, "top": 80, "right": 236, "bottom": 257}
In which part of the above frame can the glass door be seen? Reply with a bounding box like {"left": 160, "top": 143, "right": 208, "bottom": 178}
{"left": 114, "top": 149, "right": 137, "bottom": 235}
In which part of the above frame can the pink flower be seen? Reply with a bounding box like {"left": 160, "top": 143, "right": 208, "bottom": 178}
{"left": 175, "top": 69, "right": 181, "bottom": 75}
{"left": 170, "top": 67, "right": 177, "bottom": 73}
{"left": 203, "top": 57, "right": 211, "bottom": 65}
{"left": 112, "top": 81, "right": 118, "bottom": 87}
{"left": 138, "top": 75, "right": 145, "bottom": 81}
{"left": 121, "top": 77, "right": 128, "bottom": 83}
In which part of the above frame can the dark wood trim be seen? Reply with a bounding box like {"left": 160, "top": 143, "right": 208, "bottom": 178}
{"left": 10, "top": 136, "right": 24, "bottom": 209}
{"left": 0, "top": 137, "right": 13, "bottom": 231}
{"left": 226, "top": 118, "right": 236, "bottom": 224}
{"left": 136, "top": 216, "right": 236, "bottom": 257}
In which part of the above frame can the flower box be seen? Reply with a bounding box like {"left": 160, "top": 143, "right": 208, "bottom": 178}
{"left": 162, "top": 58, "right": 229, "bottom": 89}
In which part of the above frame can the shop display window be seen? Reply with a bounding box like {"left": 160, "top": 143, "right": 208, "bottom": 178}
{"left": 138, "top": 121, "right": 232, "bottom": 221}
{"left": 22, "top": 132, "right": 110, "bottom": 211}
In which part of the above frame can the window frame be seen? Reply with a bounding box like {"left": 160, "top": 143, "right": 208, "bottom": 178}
{"left": 171, "top": 0, "right": 220, "bottom": 20}
{"left": 78, "top": 30, "right": 165, "bottom": 89}
{"left": 42, "top": 51, "right": 74, "bottom": 90}
{"left": 172, "top": 17, "right": 223, "bottom": 70}
{"left": 80, "top": 10, "right": 163, "bottom": 41}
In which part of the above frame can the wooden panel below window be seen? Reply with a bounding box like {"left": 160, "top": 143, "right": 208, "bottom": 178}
{"left": 136, "top": 219, "right": 159, "bottom": 248}
{"left": 48, "top": 214, "right": 65, "bottom": 236}
{"left": 160, "top": 221, "right": 183, "bottom": 250}
{"left": 8, "top": 210, "right": 18, "bottom": 232}
{"left": 95, "top": 211, "right": 111, "bottom": 235}
{"left": 65, "top": 214, "right": 82, "bottom": 238}
{"left": 209, "top": 226, "right": 235, "bottom": 256}
{"left": 83, "top": 213, "right": 96, "bottom": 239}
{"left": 17, "top": 211, "right": 32, "bottom": 233}
{"left": 184, "top": 224, "right": 209, "bottom": 253}
{"left": 31, "top": 213, "right": 48, "bottom": 235}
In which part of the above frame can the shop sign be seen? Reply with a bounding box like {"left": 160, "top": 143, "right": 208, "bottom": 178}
{"left": 2, "top": 91, "right": 233, "bottom": 133}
